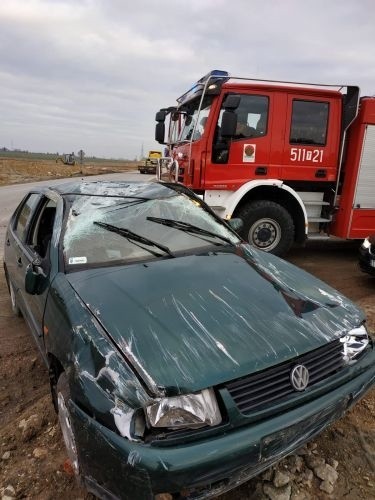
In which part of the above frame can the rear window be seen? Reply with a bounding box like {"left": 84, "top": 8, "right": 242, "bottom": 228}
{"left": 14, "top": 193, "right": 40, "bottom": 241}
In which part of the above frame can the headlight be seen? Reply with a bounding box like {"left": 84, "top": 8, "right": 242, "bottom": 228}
{"left": 362, "top": 235, "right": 375, "bottom": 250}
{"left": 362, "top": 238, "right": 371, "bottom": 250}
{"left": 146, "top": 388, "right": 222, "bottom": 429}
{"left": 340, "top": 324, "right": 369, "bottom": 362}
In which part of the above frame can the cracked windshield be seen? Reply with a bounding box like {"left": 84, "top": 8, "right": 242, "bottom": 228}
{"left": 63, "top": 188, "right": 240, "bottom": 267}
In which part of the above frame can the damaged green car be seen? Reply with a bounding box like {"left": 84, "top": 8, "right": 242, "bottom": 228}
{"left": 3, "top": 180, "right": 375, "bottom": 499}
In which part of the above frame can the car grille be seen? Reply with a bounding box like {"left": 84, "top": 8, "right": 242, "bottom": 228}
{"left": 225, "top": 339, "right": 345, "bottom": 415}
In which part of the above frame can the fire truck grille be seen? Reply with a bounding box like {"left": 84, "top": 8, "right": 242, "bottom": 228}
{"left": 225, "top": 339, "right": 345, "bottom": 415}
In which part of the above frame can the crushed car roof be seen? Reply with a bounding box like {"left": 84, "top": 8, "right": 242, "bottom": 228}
{"left": 41, "top": 180, "right": 173, "bottom": 197}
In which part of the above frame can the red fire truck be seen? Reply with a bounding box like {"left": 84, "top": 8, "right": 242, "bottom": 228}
{"left": 155, "top": 70, "right": 375, "bottom": 255}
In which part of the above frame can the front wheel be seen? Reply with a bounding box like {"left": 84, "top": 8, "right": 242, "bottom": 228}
{"left": 56, "top": 373, "right": 80, "bottom": 476}
{"left": 237, "top": 200, "right": 295, "bottom": 256}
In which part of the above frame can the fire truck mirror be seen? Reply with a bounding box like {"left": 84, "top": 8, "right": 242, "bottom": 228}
{"left": 223, "top": 94, "right": 241, "bottom": 110}
{"left": 221, "top": 110, "right": 237, "bottom": 138}
{"left": 155, "top": 122, "right": 165, "bottom": 144}
{"left": 155, "top": 110, "right": 166, "bottom": 122}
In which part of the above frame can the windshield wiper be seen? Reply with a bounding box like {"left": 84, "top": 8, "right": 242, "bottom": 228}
{"left": 93, "top": 221, "right": 174, "bottom": 258}
{"left": 146, "top": 217, "right": 235, "bottom": 246}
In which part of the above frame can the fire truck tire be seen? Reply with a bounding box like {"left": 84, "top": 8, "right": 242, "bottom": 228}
{"left": 238, "top": 200, "right": 294, "bottom": 256}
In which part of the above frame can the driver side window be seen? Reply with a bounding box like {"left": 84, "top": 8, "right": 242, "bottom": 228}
{"left": 233, "top": 94, "right": 269, "bottom": 139}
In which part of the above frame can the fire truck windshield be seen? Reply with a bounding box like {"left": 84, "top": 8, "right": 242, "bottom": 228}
{"left": 178, "top": 96, "right": 213, "bottom": 142}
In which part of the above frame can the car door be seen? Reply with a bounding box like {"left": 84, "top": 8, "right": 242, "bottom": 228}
{"left": 17, "top": 196, "right": 58, "bottom": 350}
{"left": 5, "top": 192, "right": 41, "bottom": 307}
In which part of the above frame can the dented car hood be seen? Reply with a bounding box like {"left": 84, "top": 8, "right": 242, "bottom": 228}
{"left": 66, "top": 245, "right": 364, "bottom": 395}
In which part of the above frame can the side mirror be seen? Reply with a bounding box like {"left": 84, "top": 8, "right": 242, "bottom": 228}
{"left": 223, "top": 95, "right": 241, "bottom": 110}
{"left": 155, "top": 122, "right": 165, "bottom": 144}
{"left": 227, "top": 218, "right": 243, "bottom": 232}
{"left": 25, "top": 259, "right": 47, "bottom": 295}
{"left": 221, "top": 110, "right": 237, "bottom": 138}
{"left": 155, "top": 110, "right": 166, "bottom": 122}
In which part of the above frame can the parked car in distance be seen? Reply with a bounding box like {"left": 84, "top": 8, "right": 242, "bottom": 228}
{"left": 3, "top": 180, "right": 375, "bottom": 500}
{"left": 359, "top": 235, "right": 375, "bottom": 275}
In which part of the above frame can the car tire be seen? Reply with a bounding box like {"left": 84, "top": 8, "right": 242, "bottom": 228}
{"left": 9, "top": 280, "right": 22, "bottom": 317}
{"left": 238, "top": 200, "right": 295, "bottom": 256}
{"left": 56, "top": 373, "right": 80, "bottom": 476}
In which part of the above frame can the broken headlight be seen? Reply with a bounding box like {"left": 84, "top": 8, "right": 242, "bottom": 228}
{"left": 146, "top": 388, "right": 222, "bottom": 430}
{"left": 341, "top": 324, "right": 369, "bottom": 362}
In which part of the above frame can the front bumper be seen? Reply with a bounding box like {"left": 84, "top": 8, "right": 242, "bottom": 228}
{"left": 138, "top": 166, "right": 157, "bottom": 174}
{"left": 70, "top": 346, "right": 375, "bottom": 500}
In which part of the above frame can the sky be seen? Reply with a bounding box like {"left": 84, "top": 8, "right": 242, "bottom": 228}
{"left": 0, "top": 0, "right": 375, "bottom": 160}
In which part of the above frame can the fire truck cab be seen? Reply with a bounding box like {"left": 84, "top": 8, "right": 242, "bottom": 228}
{"left": 155, "top": 70, "right": 375, "bottom": 255}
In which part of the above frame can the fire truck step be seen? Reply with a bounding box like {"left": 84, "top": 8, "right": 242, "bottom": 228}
{"left": 307, "top": 234, "right": 331, "bottom": 240}
{"left": 308, "top": 217, "right": 331, "bottom": 223}
{"left": 303, "top": 201, "right": 330, "bottom": 206}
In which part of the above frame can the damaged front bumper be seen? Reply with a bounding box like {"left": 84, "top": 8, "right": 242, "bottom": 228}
{"left": 69, "top": 347, "right": 375, "bottom": 500}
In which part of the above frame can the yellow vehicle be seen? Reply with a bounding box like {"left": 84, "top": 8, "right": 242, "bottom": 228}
{"left": 138, "top": 150, "right": 162, "bottom": 174}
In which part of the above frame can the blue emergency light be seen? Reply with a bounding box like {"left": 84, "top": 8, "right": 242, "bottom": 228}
{"left": 177, "top": 70, "right": 230, "bottom": 106}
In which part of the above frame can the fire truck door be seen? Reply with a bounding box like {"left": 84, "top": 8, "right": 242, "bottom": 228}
{"left": 281, "top": 95, "right": 339, "bottom": 182}
{"left": 204, "top": 93, "right": 272, "bottom": 190}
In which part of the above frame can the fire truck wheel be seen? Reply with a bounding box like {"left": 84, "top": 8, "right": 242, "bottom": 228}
{"left": 238, "top": 200, "right": 294, "bottom": 256}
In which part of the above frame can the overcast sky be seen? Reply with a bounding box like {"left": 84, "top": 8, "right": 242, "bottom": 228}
{"left": 1, "top": 0, "right": 374, "bottom": 159}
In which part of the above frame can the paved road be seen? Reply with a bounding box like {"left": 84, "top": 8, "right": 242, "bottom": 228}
{"left": 0, "top": 172, "right": 154, "bottom": 254}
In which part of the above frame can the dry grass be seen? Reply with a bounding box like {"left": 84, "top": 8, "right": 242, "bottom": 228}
{"left": 0, "top": 157, "right": 138, "bottom": 186}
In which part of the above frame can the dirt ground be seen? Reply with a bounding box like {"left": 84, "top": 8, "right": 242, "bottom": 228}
{"left": 0, "top": 169, "right": 374, "bottom": 499}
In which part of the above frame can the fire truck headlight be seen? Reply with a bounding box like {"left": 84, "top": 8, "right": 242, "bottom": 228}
{"left": 362, "top": 237, "right": 371, "bottom": 250}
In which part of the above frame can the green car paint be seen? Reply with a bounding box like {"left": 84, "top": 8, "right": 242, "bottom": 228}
{"left": 66, "top": 246, "right": 364, "bottom": 395}
{"left": 3, "top": 181, "right": 375, "bottom": 500}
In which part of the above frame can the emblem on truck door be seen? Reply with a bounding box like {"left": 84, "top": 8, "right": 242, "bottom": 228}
{"left": 243, "top": 144, "right": 256, "bottom": 163}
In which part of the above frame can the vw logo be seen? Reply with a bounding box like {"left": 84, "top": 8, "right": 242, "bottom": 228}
{"left": 290, "top": 364, "right": 309, "bottom": 391}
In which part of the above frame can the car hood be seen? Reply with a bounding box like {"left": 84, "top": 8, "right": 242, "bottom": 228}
{"left": 67, "top": 245, "right": 364, "bottom": 395}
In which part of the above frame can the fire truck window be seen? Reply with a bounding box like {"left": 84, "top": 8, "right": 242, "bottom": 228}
{"left": 290, "top": 100, "right": 329, "bottom": 146}
{"left": 233, "top": 95, "right": 269, "bottom": 140}
{"left": 179, "top": 97, "right": 213, "bottom": 142}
